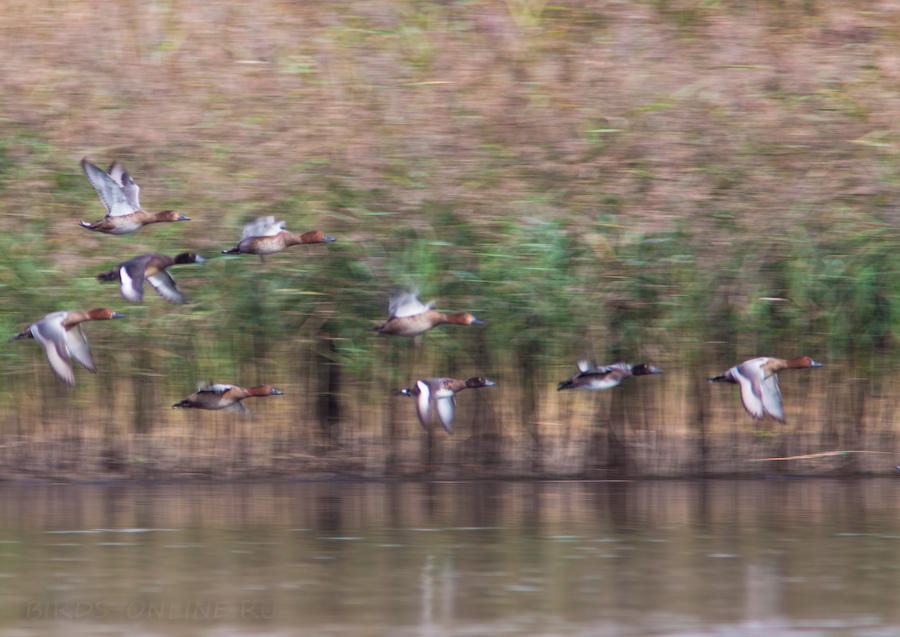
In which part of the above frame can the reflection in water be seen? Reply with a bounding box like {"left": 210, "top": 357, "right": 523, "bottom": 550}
{"left": 0, "top": 480, "right": 899, "bottom": 635}
{"left": 745, "top": 561, "right": 781, "bottom": 624}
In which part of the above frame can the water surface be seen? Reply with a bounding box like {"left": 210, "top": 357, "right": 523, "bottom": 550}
{"left": 0, "top": 479, "right": 897, "bottom": 636}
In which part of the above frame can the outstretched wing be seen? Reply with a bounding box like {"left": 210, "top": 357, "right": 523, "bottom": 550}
{"left": 63, "top": 324, "right": 97, "bottom": 373}
{"left": 414, "top": 380, "right": 433, "bottom": 429}
{"left": 733, "top": 360, "right": 768, "bottom": 420}
{"left": 434, "top": 394, "right": 457, "bottom": 434}
{"left": 81, "top": 159, "right": 139, "bottom": 217}
{"left": 106, "top": 161, "right": 141, "bottom": 211}
{"left": 118, "top": 256, "right": 148, "bottom": 303}
{"left": 147, "top": 271, "right": 186, "bottom": 304}
{"left": 30, "top": 321, "right": 75, "bottom": 386}
{"left": 389, "top": 291, "right": 434, "bottom": 319}
{"left": 759, "top": 374, "right": 785, "bottom": 423}
{"left": 241, "top": 216, "right": 285, "bottom": 240}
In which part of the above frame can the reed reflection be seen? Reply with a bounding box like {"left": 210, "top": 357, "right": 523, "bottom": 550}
{"left": 0, "top": 480, "right": 898, "bottom": 635}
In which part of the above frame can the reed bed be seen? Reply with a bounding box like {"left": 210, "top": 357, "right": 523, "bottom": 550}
{"left": 0, "top": 1, "right": 897, "bottom": 478}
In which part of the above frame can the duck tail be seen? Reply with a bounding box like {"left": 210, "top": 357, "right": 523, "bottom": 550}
{"left": 367, "top": 325, "right": 383, "bottom": 333}
{"left": 708, "top": 372, "right": 733, "bottom": 383}
{"left": 221, "top": 245, "right": 240, "bottom": 255}
{"left": 96, "top": 269, "right": 118, "bottom": 282}
{"left": 556, "top": 379, "right": 575, "bottom": 391}
{"left": 79, "top": 221, "right": 97, "bottom": 231}
{"left": 8, "top": 328, "right": 30, "bottom": 342}
{"left": 172, "top": 400, "right": 190, "bottom": 409}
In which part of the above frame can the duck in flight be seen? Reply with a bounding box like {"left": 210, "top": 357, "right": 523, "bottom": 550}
{"left": 221, "top": 216, "right": 336, "bottom": 259}
{"left": 557, "top": 360, "right": 662, "bottom": 391}
{"left": 395, "top": 376, "right": 495, "bottom": 434}
{"left": 172, "top": 383, "right": 284, "bottom": 411}
{"left": 708, "top": 356, "right": 823, "bottom": 422}
{"left": 369, "top": 291, "right": 484, "bottom": 339}
{"left": 79, "top": 158, "right": 189, "bottom": 234}
{"left": 97, "top": 252, "right": 206, "bottom": 304}
{"left": 9, "top": 308, "right": 125, "bottom": 386}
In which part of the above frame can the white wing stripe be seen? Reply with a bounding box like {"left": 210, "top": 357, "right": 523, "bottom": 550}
{"left": 415, "top": 380, "right": 432, "bottom": 429}
{"left": 435, "top": 396, "right": 456, "bottom": 434}
{"left": 119, "top": 266, "right": 143, "bottom": 302}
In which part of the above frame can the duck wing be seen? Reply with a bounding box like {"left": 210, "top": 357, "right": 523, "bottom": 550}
{"left": 199, "top": 383, "right": 233, "bottom": 394}
{"left": 81, "top": 159, "right": 139, "bottom": 217}
{"left": 118, "top": 256, "right": 149, "bottom": 303}
{"left": 434, "top": 393, "right": 457, "bottom": 434}
{"left": 64, "top": 324, "right": 97, "bottom": 373}
{"left": 106, "top": 161, "right": 141, "bottom": 211}
{"left": 147, "top": 271, "right": 186, "bottom": 304}
{"left": 576, "top": 361, "right": 627, "bottom": 377}
{"left": 30, "top": 320, "right": 75, "bottom": 386}
{"left": 241, "top": 216, "right": 285, "bottom": 240}
{"left": 389, "top": 291, "right": 433, "bottom": 319}
{"left": 732, "top": 359, "right": 768, "bottom": 420}
{"left": 414, "top": 380, "right": 434, "bottom": 429}
{"left": 759, "top": 374, "right": 785, "bottom": 422}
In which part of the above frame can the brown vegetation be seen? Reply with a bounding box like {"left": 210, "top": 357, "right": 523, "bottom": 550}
{"left": 0, "top": 2, "right": 898, "bottom": 478}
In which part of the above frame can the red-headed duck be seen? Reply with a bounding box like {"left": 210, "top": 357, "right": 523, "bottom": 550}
{"left": 221, "top": 216, "right": 336, "bottom": 258}
{"left": 80, "top": 158, "right": 190, "bottom": 234}
{"left": 369, "top": 291, "right": 485, "bottom": 338}
{"left": 172, "top": 383, "right": 284, "bottom": 410}
{"left": 9, "top": 308, "right": 125, "bottom": 386}
{"left": 709, "top": 356, "right": 823, "bottom": 422}
{"left": 557, "top": 360, "right": 663, "bottom": 391}
{"left": 395, "top": 376, "right": 495, "bottom": 434}
{"left": 97, "top": 252, "right": 206, "bottom": 304}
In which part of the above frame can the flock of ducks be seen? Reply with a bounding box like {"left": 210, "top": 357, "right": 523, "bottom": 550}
{"left": 9, "top": 158, "right": 335, "bottom": 411}
{"left": 554, "top": 355, "right": 823, "bottom": 425}
{"left": 554, "top": 357, "right": 823, "bottom": 425}
{"left": 8, "top": 158, "right": 825, "bottom": 431}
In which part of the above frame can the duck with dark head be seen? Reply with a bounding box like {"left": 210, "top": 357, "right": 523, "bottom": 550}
{"left": 557, "top": 360, "right": 663, "bottom": 392}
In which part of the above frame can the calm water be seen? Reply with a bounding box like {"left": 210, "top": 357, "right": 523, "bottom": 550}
{"left": 0, "top": 479, "right": 898, "bottom": 636}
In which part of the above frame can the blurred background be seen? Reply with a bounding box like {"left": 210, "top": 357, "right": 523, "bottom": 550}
{"left": 0, "top": 0, "right": 896, "bottom": 478}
